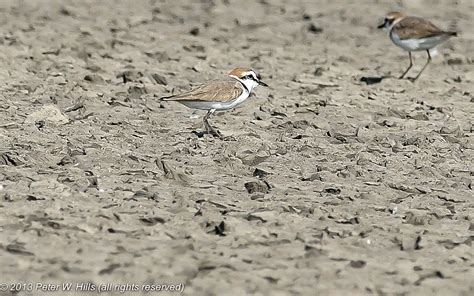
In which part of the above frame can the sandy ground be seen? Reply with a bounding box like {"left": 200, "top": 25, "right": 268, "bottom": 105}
{"left": 0, "top": 0, "right": 473, "bottom": 295}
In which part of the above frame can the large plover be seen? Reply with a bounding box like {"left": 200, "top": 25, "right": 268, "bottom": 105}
{"left": 378, "top": 12, "right": 457, "bottom": 81}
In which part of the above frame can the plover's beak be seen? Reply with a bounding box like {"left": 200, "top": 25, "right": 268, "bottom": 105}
{"left": 258, "top": 80, "right": 269, "bottom": 87}
{"left": 377, "top": 22, "right": 385, "bottom": 29}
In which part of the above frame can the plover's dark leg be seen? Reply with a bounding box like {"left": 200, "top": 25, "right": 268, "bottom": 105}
{"left": 399, "top": 51, "right": 413, "bottom": 79}
{"left": 203, "top": 109, "right": 222, "bottom": 138}
{"left": 413, "top": 50, "right": 431, "bottom": 81}
{"left": 203, "top": 109, "right": 213, "bottom": 133}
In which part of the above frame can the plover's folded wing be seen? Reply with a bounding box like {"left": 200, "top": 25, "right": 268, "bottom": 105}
{"left": 394, "top": 16, "right": 457, "bottom": 40}
{"left": 161, "top": 80, "right": 243, "bottom": 102}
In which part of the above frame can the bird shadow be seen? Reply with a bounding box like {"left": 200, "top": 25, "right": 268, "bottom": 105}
{"left": 192, "top": 130, "right": 207, "bottom": 138}
{"left": 191, "top": 130, "right": 236, "bottom": 141}
{"left": 360, "top": 76, "right": 387, "bottom": 85}
{"left": 360, "top": 74, "right": 418, "bottom": 85}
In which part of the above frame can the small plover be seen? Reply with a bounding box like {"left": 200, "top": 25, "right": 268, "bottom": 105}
{"left": 161, "top": 67, "right": 268, "bottom": 137}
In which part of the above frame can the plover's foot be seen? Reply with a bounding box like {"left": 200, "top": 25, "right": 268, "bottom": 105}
{"left": 208, "top": 128, "right": 223, "bottom": 139}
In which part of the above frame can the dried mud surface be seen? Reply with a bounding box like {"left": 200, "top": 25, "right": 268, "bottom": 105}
{"left": 0, "top": 0, "right": 473, "bottom": 295}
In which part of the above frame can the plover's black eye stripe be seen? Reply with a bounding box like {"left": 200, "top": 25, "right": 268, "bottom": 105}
{"left": 244, "top": 74, "right": 255, "bottom": 80}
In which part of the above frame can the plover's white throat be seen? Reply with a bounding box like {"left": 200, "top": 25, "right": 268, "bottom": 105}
{"left": 161, "top": 67, "right": 268, "bottom": 138}
{"left": 378, "top": 11, "right": 457, "bottom": 81}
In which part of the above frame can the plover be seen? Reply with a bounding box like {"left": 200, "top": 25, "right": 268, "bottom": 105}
{"left": 378, "top": 12, "right": 457, "bottom": 81}
{"left": 161, "top": 67, "right": 268, "bottom": 138}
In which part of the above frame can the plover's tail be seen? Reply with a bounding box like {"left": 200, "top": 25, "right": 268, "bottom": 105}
{"left": 447, "top": 31, "right": 457, "bottom": 37}
{"left": 160, "top": 95, "right": 175, "bottom": 101}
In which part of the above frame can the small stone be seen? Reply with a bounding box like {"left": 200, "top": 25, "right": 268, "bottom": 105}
{"left": 128, "top": 85, "right": 147, "bottom": 99}
{"left": 253, "top": 111, "right": 269, "bottom": 121}
{"left": 313, "top": 67, "right": 324, "bottom": 76}
{"left": 250, "top": 193, "right": 265, "bottom": 200}
{"left": 150, "top": 73, "right": 167, "bottom": 85}
{"left": 404, "top": 211, "right": 432, "bottom": 226}
{"left": 117, "top": 70, "right": 143, "bottom": 83}
{"left": 399, "top": 235, "right": 423, "bottom": 251}
{"left": 84, "top": 74, "right": 105, "bottom": 84}
{"left": 253, "top": 168, "right": 269, "bottom": 179}
{"left": 189, "top": 27, "right": 200, "bottom": 36}
{"left": 350, "top": 260, "right": 366, "bottom": 268}
{"left": 323, "top": 187, "right": 341, "bottom": 194}
{"left": 388, "top": 204, "right": 398, "bottom": 214}
{"left": 447, "top": 57, "right": 463, "bottom": 65}
{"left": 308, "top": 23, "right": 323, "bottom": 34}
{"left": 301, "top": 173, "right": 321, "bottom": 182}
{"left": 247, "top": 211, "right": 276, "bottom": 223}
{"left": 25, "top": 105, "right": 69, "bottom": 126}
{"left": 244, "top": 181, "right": 270, "bottom": 194}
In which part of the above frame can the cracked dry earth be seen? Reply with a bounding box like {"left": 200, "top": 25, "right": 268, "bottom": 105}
{"left": 0, "top": 0, "right": 473, "bottom": 295}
